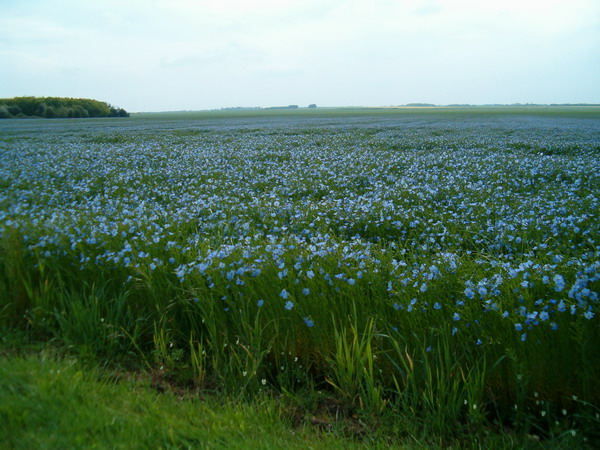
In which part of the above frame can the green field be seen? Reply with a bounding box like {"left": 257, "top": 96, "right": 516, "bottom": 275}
{"left": 1, "top": 107, "right": 599, "bottom": 447}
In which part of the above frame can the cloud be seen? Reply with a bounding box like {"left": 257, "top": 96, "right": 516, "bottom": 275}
{"left": 1, "top": 0, "right": 599, "bottom": 109}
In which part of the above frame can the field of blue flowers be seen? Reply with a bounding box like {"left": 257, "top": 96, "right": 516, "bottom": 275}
{"left": 1, "top": 110, "right": 599, "bottom": 440}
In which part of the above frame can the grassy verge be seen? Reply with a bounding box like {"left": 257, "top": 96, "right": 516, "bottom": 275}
{"left": 0, "top": 337, "right": 383, "bottom": 449}
{"left": 1, "top": 332, "right": 593, "bottom": 449}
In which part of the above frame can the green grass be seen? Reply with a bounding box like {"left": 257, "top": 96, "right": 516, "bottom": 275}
{"left": 2, "top": 336, "right": 574, "bottom": 449}
{"left": 0, "top": 343, "right": 385, "bottom": 449}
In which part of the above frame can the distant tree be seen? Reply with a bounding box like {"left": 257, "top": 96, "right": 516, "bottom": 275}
{"left": 266, "top": 105, "right": 301, "bottom": 110}
{"left": 308, "top": 104, "right": 317, "bottom": 109}
{"left": 0, "top": 97, "right": 129, "bottom": 119}
{"left": 15, "top": 97, "right": 39, "bottom": 116}
{"left": 45, "top": 106, "right": 57, "bottom": 118}
{"left": 71, "top": 105, "right": 88, "bottom": 118}
{"left": 109, "top": 105, "right": 130, "bottom": 117}
{"left": 0, "top": 105, "right": 10, "bottom": 118}
{"left": 35, "top": 103, "right": 48, "bottom": 117}
{"left": 55, "top": 106, "right": 69, "bottom": 118}
{"left": 81, "top": 99, "right": 111, "bottom": 117}
{"left": 8, "top": 105, "right": 22, "bottom": 116}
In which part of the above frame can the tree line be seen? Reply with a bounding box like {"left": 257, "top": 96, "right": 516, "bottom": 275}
{"left": 0, "top": 97, "right": 129, "bottom": 119}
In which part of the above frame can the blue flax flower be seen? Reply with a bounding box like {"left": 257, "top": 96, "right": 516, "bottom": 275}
{"left": 303, "top": 317, "right": 314, "bottom": 327}
{"left": 554, "top": 274, "right": 565, "bottom": 292}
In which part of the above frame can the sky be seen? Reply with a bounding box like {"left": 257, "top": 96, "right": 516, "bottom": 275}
{"left": 1, "top": 0, "right": 599, "bottom": 112}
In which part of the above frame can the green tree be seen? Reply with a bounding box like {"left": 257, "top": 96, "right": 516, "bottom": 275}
{"left": 0, "top": 105, "right": 10, "bottom": 118}
{"left": 7, "top": 105, "right": 22, "bottom": 116}
{"left": 35, "top": 103, "right": 48, "bottom": 117}
{"left": 0, "top": 97, "right": 129, "bottom": 119}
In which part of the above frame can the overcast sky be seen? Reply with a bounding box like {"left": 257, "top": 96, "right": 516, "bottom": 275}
{"left": 1, "top": 0, "right": 599, "bottom": 112}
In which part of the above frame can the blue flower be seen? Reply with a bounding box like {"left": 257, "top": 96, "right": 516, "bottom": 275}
{"left": 584, "top": 311, "right": 594, "bottom": 320}
{"left": 453, "top": 312, "right": 461, "bottom": 321}
{"left": 554, "top": 274, "right": 565, "bottom": 292}
{"left": 175, "top": 267, "right": 186, "bottom": 279}
{"left": 257, "top": 299, "right": 264, "bottom": 307}
{"left": 302, "top": 287, "right": 310, "bottom": 296}
{"left": 303, "top": 317, "right": 314, "bottom": 327}
{"left": 347, "top": 278, "right": 355, "bottom": 285}
{"left": 433, "top": 302, "right": 442, "bottom": 310}
{"left": 280, "top": 289, "right": 289, "bottom": 299}
{"left": 515, "top": 323, "right": 523, "bottom": 331}
{"left": 464, "top": 287, "right": 475, "bottom": 299}
{"left": 285, "top": 300, "right": 294, "bottom": 310}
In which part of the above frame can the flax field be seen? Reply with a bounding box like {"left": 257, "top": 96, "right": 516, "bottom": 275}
{"left": 1, "top": 109, "right": 599, "bottom": 443}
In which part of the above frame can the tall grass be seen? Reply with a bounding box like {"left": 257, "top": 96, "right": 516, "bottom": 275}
{"left": 2, "top": 232, "right": 597, "bottom": 441}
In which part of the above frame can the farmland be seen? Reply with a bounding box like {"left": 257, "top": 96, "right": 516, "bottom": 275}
{"left": 1, "top": 107, "right": 599, "bottom": 446}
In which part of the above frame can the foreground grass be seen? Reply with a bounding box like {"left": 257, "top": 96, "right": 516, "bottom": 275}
{"left": 1, "top": 334, "right": 590, "bottom": 449}
{"left": 0, "top": 341, "right": 381, "bottom": 449}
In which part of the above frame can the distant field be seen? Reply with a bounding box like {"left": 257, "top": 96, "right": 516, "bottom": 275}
{"left": 1, "top": 109, "right": 599, "bottom": 445}
{"left": 130, "top": 105, "right": 600, "bottom": 121}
